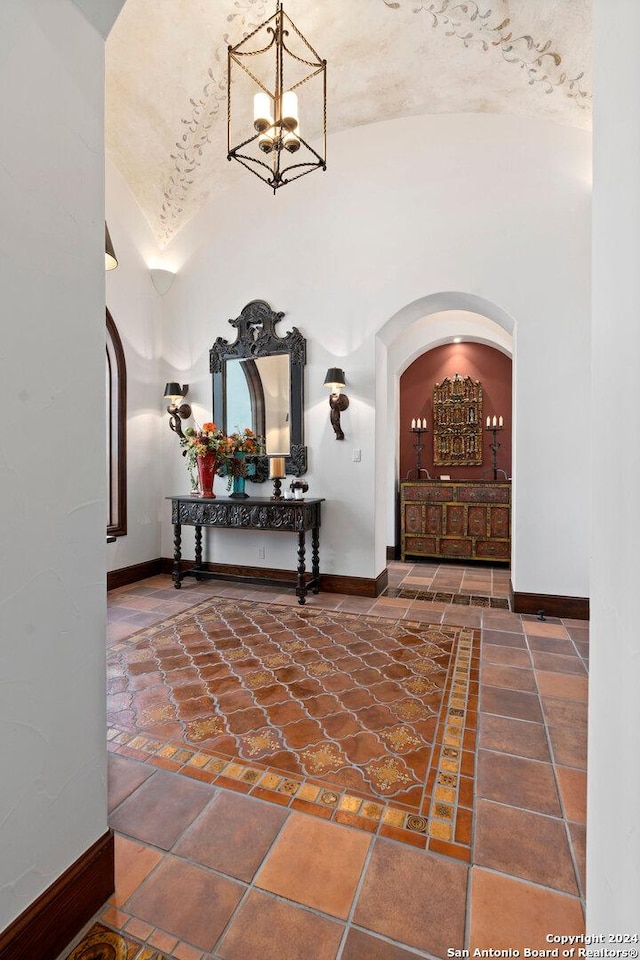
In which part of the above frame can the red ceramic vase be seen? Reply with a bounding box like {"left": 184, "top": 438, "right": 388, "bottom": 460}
{"left": 196, "top": 453, "right": 217, "bottom": 498}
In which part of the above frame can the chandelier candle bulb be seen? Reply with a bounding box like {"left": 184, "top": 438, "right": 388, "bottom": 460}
{"left": 281, "top": 90, "right": 299, "bottom": 131}
{"left": 269, "top": 456, "right": 286, "bottom": 479}
{"left": 253, "top": 92, "right": 273, "bottom": 133}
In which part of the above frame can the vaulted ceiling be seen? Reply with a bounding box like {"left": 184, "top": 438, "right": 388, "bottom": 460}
{"left": 106, "top": 0, "right": 591, "bottom": 248}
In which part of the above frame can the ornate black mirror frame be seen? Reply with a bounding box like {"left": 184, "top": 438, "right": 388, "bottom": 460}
{"left": 210, "top": 299, "right": 307, "bottom": 482}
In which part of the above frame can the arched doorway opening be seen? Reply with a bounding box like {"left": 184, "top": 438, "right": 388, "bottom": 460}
{"left": 374, "top": 293, "right": 515, "bottom": 583}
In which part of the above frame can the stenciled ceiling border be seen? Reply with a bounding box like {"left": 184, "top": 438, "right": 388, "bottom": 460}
{"left": 382, "top": 0, "right": 591, "bottom": 107}
{"left": 158, "top": 0, "right": 269, "bottom": 245}
{"left": 156, "top": 0, "right": 592, "bottom": 246}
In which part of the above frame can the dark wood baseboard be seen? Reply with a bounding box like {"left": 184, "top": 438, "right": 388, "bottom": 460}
{"left": 0, "top": 829, "right": 114, "bottom": 960}
{"left": 107, "top": 558, "right": 163, "bottom": 591}
{"left": 159, "top": 558, "right": 387, "bottom": 598}
{"left": 511, "top": 583, "right": 589, "bottom": 621}
{"left": 322, "top": 567, "right": 388, "bottom": 598}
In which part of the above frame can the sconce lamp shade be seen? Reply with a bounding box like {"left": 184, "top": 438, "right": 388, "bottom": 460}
{"left": 163, "top": 382, "right": 187, "bottom": 403}
{"left": 105, "top": 222, "right": 118, "bottom": 271}
{"left": 323, "top": 368, "right": 346, "bottom": 392}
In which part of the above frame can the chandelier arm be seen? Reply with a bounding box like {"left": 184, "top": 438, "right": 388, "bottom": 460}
{"left": 280, "top": 38, "right": 324, "bottom": 69}
{"left": 230, "top": 155, "right": 281, "bottom": 187}
{"left": 231, "top": 29, "right": 277, "bottom": 60}
{"left": 281, "top": 9, "right": 324, "bottom": 64}
{"left": 286, "top": 65, "right": 326, "bottom": 93}
{"left": 228, "top": 9, "right": 278, "bottom": 54}
{"left": 278, "top": 163, "right": 325, "bottom": 185}
{"left": 231, "top": 55, "right": 274, "bottom": 97}
{"left": 230, "top": 150, "right": 282, "bottom": 177}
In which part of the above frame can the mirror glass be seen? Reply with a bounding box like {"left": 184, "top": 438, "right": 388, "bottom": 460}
{"left": 226, "top": 355, "right": 290, "bottom": 454}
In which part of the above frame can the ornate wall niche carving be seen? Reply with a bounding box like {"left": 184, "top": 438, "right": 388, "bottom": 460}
{"left": 433, "top": 373, "right": 483, "bottom": 466}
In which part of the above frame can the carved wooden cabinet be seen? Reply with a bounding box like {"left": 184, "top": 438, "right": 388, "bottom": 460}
{"left": 400, "top": 481, "right": 511, "bottom": 563}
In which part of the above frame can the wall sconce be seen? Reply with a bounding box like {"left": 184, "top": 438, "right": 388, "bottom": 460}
{"left": 163, "top": 382, "right": 191, "bottom": 439}
{"left": 323, "top": 367, "right": 349, "bottom": 441}
{"left": 105, "top": 222, "right": 118, "bottom": 271}
{"left": 150, "top": 268, "right": 176, "bottom": 296}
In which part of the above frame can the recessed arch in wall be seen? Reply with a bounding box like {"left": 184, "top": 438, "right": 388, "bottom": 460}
{"left": 374, "top": 293, "right": 516, "bottom": 574}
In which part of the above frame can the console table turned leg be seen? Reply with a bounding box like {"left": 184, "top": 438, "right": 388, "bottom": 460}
{"left": 194, "top": 525, "right": 204, "bottom": 580}
{"left": 172, "top": 523, "right": 182, "bottom": 589}
{"left": 311, "top": 526, "right": 320, "bottom": 594}
{"left": 296, "top": 531, "right": 307, "bottom": 605}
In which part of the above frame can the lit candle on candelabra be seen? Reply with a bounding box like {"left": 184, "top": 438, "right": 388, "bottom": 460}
{"left": 269, "top": 457, "right": 286, "bottom": 479}
{"left": 269, "top": 456, "right": 286, "bottom": 500}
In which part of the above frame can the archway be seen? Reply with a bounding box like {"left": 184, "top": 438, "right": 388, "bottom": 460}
{"left": 374, "top": 293, "right": 515, "bottom": 578}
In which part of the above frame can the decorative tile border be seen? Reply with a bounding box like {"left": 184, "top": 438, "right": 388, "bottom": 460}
{"left": 384, "top": 586, "right": 509, "bottom": 609}
{"left": 108, "top": 618, "right": 479, "bottom": 859}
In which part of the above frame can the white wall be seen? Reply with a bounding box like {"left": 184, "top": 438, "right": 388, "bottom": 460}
{"left": 106, "top": 161, "right": 164, "bottom": 573}
{"left": 151, "top": 112, "right": 590, "bottom": 598}
{"left": 588, "top": 0, "right": 640, "bottom": 928}
{"left": 0, "top": 0, "right": 109, "bottom": 930}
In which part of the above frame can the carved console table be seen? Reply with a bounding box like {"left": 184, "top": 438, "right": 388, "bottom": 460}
{"left": 168, "top": 496, "right": 324, "bottom": 605}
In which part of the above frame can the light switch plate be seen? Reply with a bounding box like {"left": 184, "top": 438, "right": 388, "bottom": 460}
{"left": 352, "top": 449, "right": 361, "bottom": 462}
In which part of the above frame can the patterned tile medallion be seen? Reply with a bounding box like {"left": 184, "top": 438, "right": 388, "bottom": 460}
{"left": 64, "top": 922, "right": 167, "bottom": 960}
{"left": 108, "top": 599, "right": 479, "bottom": 856}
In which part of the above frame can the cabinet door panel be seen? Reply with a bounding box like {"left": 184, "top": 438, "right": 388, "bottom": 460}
{"left": 489, "top": 505, "right": 510, "bottom": 538}
{"left": 444, "top": 504, "right": 466, "bottom": 536}
{"left": 404, "top": 503, "right": 425, "bottom": 535}
{"left": 468, "top": 505, "right": 488, "bottom": 537}
{"left": 426, "top": 504, "right": 443, "bottom": 535}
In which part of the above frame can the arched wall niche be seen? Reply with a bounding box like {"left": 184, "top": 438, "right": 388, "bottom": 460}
{"left": 399, "top": 341, "right": 512, "bottom": 482}
{"left": 374, "top": 293, "right": 515, "bottom": 571}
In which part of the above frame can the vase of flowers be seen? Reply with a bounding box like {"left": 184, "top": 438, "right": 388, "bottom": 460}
{"left": 181, "top": 422, "right": 228, "bottom": 498}
{"left": 226, "top": 428, "right": 264, "bottom": 499}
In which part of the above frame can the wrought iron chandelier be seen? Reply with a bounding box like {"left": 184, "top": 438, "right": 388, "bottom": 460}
{"left": 227, "top": 2, "right": 326, "bottom": 192}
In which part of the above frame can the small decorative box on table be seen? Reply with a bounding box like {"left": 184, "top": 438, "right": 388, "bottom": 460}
{"left": 168, "top": 495, "right": 325, "bottom": 605}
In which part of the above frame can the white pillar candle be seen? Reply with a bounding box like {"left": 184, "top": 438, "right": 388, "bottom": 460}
{"left": 498, "top": 415, "right": 503, "bottom": 427}
{"left": 486, "top": 416, "right": 490, "bottom": 427}
{"left": 422, "top": 418, "right": 427, "bottom": 429}
{"left": 411, "top": 418, "right": 416, "bottom": 429}
{"left": 492, "top": 415, "right": 497, "bottom": 427}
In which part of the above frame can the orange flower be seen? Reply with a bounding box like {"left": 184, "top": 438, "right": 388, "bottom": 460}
{"left": 202, "top": 422, "right": 216, "bottom": 432}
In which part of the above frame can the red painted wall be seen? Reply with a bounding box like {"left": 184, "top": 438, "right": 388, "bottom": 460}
{"left": 399, "top": 343, "right": 512, "bottom": 481}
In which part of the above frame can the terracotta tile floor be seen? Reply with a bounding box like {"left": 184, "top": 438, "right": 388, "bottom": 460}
{"left": 63, "top": 562, "right": 587, "bottom": 960}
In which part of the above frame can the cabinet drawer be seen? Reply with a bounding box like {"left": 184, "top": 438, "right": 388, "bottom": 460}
{"left": 403, "top": 484, "right": 454, "bottom": 502}
{"left": 457, "top": 485, "right": 510, "bottom": 504}
{"left": 475, "top": 539, "right": 510, "bottom": 560}
{"left": 440, "top": 538, "right": 472, "bottom": 559}
{"left": 404, "top": 536, "right": 438, "bottom": 557}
